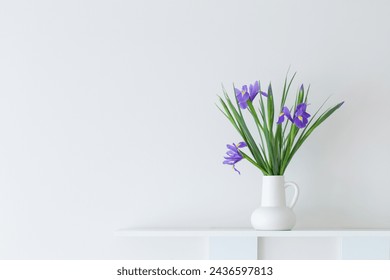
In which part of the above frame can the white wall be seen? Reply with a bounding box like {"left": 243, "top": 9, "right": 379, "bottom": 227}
{"left": 0, "top": 0, "right": 389, "bottom": 259}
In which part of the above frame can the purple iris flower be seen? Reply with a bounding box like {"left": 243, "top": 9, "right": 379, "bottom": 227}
{"left": 234, "top": 85, "right": 250, "bottom": 109}
{"left": 235, "top": 81, "right": 267, "bottom": 109}
{"left": 249, "top": 81, "right": 259, "bottom": 101}
{"left": 277, "top": 103, "right": 311, "bottom": 129}
{"left": 277, "top": 106, "right": 293, "bottom": 124}
{"left": 223, "top": 142, "right": 247, "bottom": 174}
{"left": 293, "top": 103, "right": 311, "bottom": 128}
{"left": 249, "top": 80, "right": 268, "bottom": 99}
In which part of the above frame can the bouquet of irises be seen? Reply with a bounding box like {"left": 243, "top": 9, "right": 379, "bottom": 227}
{"left": 218, "top": 73, "right": 344, "bottom": 175}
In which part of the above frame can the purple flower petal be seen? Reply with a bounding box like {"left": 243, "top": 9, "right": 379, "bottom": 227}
{"left": 282, "top": 106, "right": 293, "bottom": 122}
{"left": 223, "top": 158, "right": 240, "bottom": 164}
{"left": 294, "top": 117, "right": 305, "bottom": 128}
{"left": 233, "top": 165, "right": 241, "bottom": 175}
{"left": 236, "top": 89, "right": 250, "bottom": 109}
{"left": 226, "top": 144, "right": 236, "bottom": 150}
{"left": 249, "top": 84, "right": 254, "bottom": 94}
{"left": 223, "top": 141, "right": 246, "bottom": 174}
{"left": 292, "top": 103, "right": 310, "bottom": 129}
{"left": 252, "top": 80, "right": 259, "bottom": 93}
{"left": 239, "top": 101, "right": 248, "bottom": 109}
{"left": 237, "top": 142, "right": 247, "bottom": 148}
{"left": 302, "top": 117, "right": 308, "bottom": 127}
{"left": 295, "top": 103, "right": 306, "bottom": 114}
{"left": 277, "top": 113, "right": 285, "bottom": 124}
{"left": 249, "top": 81, "right": 260, "bottom": 101}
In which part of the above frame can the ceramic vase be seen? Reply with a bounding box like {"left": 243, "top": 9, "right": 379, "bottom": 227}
{"left": 251, "top": 176, "right": 299, "bottom": 230}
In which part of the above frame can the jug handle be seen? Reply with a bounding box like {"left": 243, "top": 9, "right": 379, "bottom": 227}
{"left": 284, "top": 181, "right": 299, "bottom": 208}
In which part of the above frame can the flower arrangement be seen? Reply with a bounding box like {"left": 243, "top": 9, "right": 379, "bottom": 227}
{"left": 218, "top": 73, "right": 344, "bottom": 175}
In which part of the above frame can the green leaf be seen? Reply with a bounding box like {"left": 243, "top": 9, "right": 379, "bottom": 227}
{"left": 304, "top": 84, "right": 311, "bottom": 103}
{"left": 281, "top": 72, "right": 297, "bottom": 110}
{"left": 267, "top": 83, "right": 275, "bottom": 135}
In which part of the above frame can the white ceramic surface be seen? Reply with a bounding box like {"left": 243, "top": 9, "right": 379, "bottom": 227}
{"left": 251, "top": 176, "right": 299, "bottom": 230}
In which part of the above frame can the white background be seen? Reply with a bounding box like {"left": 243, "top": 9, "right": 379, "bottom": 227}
{"left": 0, "top": 0, "right": 389, "bottom": 259}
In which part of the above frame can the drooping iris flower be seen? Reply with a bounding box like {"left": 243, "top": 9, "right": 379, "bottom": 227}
{"left": 293, "top": 103, "right": 311, "bottom": 128}
{"left": 223, "top": 142, "right": 247, "bottom": 174}
{"left": 277, "top": 103, "right": 311, "bottom": 129}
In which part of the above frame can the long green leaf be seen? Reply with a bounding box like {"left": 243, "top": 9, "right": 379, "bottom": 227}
{"left": 281, "top": 72, "right": 297, "bottom": 110}
{"left": 267, "top": 83, "right": 275, "bottom": 134}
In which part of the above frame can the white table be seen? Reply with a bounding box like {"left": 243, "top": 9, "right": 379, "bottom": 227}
{"left": 115, "top": 228, "right": 390, "bottom": 260}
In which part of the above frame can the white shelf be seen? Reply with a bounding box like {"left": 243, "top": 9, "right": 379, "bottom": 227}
{"left": 115, "top": 227, "right": 390, "bottom": 237}
{"left": 115, "top": 227, "right": 390, "bottom": 260}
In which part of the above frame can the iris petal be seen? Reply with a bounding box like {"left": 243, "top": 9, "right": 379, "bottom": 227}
{"left": 294, "top": 117, "right": 305, "bottom": 128}
{"left": 282, "top": 107, "right": 293, "bottom": 121}
{"left": 239, "top": 101, "right": 248, "bottom": 109}
{"left": 223, "top": 141, "right": 247, "bottom": 174}
{"left": 277, "top": 114, "right": 285, "bottom": 124}
{"left": 253, "top": 81, "right": 260, "bottom": 93}
{"left": 249, "top": 81, "right": 260, "bottom": 101}
{"left": 237, "top": 142, "right": 247, "bottom": 148}
{"left": 226, "top": 144, "right": 237, "bottom": 151}
{"left": 233, "top": 165, "right": 241, "bottom": 175}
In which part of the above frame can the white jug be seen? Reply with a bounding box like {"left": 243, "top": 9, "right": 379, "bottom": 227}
{"left": 251, "top": 176, "right": 299, "bottom": 230}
